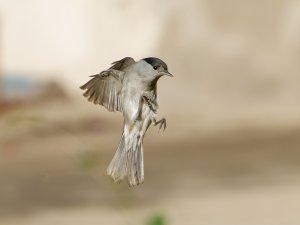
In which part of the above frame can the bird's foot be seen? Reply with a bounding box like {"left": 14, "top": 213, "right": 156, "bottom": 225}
{"left": 154, "top": 118, "right": 166, "bottom": 132}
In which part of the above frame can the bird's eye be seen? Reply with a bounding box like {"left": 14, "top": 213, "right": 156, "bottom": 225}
{"left": 153, "top": 66, "right": 158, "bottom": 70}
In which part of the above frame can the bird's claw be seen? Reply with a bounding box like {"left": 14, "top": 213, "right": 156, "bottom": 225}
{"left": 154, "top": 118, "right": 166, "bottom": 132}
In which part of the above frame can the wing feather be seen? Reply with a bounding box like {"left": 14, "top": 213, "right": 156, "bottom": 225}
{"left": 80, "top": 57, "right": 135, "bottom": 112}
{"left": 110, "top": 57, "right": 135, "bottom": 70}
{"left": 80, "top": 75, "right": 122, "bottom": 112}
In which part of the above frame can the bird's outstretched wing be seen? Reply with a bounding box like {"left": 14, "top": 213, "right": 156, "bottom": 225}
{"left": 80, "top": 57, "right": 135, "bottom": 112}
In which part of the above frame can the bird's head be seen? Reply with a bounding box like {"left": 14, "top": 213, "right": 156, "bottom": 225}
{"left": 142, "top": 57, "right": 173, "bottom": 79}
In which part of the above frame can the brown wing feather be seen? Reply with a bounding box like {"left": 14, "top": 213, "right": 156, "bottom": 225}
{"left": 80, "top": 74, "right": 122, "bottom": 112}
{"left": 80, "top": 57, "right": 135, "bottom": 112}
{"left": 110, "top": 57, "right": 135, "bottom": 70}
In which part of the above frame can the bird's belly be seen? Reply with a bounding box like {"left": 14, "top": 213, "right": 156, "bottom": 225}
{"left": 122, "top": 96, "right": 140, "bottom": 122}
{"left": 122, "top": 96, "right": 154, "bottom": 131}
{"left": 121, "top": 83, "right": 156, "bottom": 134}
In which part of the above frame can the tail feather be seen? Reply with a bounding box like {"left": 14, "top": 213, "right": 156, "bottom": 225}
{"left": 106, "top": 132, "right": 144, "bottom": 186}
{"left": 106, "top": 133, "right": 127, "bottom": 182}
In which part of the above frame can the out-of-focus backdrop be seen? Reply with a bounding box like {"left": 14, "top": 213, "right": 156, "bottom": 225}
{"left": 1, "top": 1, "right": 300, "bottom": 225}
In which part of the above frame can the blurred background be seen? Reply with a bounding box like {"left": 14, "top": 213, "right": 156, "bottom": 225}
{"left": 1, "top": 0, "right": 300, "bottom": 224}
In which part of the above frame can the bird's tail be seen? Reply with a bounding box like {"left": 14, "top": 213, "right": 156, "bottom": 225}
{"left": 106, "top": 132, "right": 144, "bottom": 186}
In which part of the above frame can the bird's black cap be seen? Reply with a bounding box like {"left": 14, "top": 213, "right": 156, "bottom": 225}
{"left": 143, "top": 57, "right": 168, "bottom": 71}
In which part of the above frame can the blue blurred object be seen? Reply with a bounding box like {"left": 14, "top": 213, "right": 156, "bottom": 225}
{"left": 1, "top": 74, "right": 41, "bottom": 101}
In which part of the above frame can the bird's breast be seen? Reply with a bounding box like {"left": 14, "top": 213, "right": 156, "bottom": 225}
{"left": 121, "top": 76, "right": 156, "bottom": 123}
{"left": 121, "top": 88, "right": 140, "bottom": 121}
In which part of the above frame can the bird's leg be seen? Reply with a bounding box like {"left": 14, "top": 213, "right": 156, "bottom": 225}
{"left": 142, "top": 95, "right": 167, "bottom": 132}
{"left": 134, "top": 94, "right": 157, "bottom": 122}
{"left": 134, "top": 93, "right": 166, "bottom": 132}
{"left": 142, "top": 94, "right": 157, "bottom": 113}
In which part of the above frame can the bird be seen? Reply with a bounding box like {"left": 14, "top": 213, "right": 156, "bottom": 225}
{"left": 80, "top": 57, "right": 172, "bottom": 186}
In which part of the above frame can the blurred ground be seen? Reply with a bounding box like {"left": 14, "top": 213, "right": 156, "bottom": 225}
{"left": 1, "top": 100, "right": 300, "bottom": 225}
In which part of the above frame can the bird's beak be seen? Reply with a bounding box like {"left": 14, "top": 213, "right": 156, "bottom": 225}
{"left": 161, "top": 71, "right": 173, "bottom": 77}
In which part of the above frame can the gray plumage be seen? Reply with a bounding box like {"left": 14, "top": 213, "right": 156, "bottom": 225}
{"left": 80, "top": 57, "right": 172, "bottom": 186}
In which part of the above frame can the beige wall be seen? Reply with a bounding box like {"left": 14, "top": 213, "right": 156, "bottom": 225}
{"left": 1, "top": 0, "right": 300, "bottom": 129}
